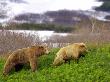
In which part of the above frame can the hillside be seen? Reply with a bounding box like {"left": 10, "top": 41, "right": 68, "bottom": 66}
{"left": 4, "top": 10, "right": 109, "bottom": 32}
{"left": 13, "top": 10, "right": 90, "bottom": 26}
{"left": 0, "top": 44, "right": 110, "bottom": 82}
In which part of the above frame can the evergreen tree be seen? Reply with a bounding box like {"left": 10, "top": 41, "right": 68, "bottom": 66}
{"left": 0, "top": 0, "right": 9, "bottom": 19}
{"left": 95, "top": 0, "right": 110, "bottom": 11}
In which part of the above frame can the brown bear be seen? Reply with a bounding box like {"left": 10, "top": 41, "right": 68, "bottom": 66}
{"left": 3, "top": 45, "right": 49, "bottom": 75}
{"left": 53, "top": 43, "right": 87, "bottom": 66}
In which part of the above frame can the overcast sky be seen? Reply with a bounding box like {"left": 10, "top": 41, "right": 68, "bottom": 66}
{"left": 8, "top": 0, "right": 102, "bottom": 16}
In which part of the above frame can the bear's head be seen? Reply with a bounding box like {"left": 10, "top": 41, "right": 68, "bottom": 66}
{"left": 78, "top": 43, "right": 88, "bottom": 54}
{"left": 38, "top": 45, "right": 50, "bottom": 55}
{"left": 30, "top": 45, "right": 50, "bottom": 56}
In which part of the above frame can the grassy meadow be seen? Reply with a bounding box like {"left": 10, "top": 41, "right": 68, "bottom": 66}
{"left": 0, "top": 44, "right": 110, "bottom": 82}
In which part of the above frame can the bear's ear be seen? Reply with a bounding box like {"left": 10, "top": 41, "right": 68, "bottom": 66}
{"left": 31, "top": 43, "right": 38, "bottom": 47}
{"left": 41, "top": 43, "right": 48, "bottom": 48}
{"left": 38, "top": 46, "right": 44, "bottom": 49}
{"left": 30, "top": 45, "right": 36, "bottom": 48}
{"left": 80, "top": 43, "right": 86, "bottom": 48}
{"left": 80, "top": 45, "right": 85, "bottom": 48}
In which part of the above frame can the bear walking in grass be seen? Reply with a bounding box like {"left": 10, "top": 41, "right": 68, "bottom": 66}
{"left": 53, "top": 43, "right": 88, "bottom": 66}
{"left": 3, "top": 45, "right": 49, "bottom": 75}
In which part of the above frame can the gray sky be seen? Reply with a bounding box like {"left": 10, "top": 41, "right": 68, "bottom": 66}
{"left": 8, "top": 0, "right": 102, "bottom": 16}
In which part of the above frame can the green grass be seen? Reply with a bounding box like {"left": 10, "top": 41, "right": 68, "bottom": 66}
{"left": 0, "top": 45, "right": 110, "bottom": 82}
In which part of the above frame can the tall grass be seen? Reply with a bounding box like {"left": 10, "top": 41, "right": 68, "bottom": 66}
{"left": 46, "top": 31, "right": 110, "bottom": 45}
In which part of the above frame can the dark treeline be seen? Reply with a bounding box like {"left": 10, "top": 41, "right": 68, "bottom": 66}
{"left": 3, "top": 23, "right": 74, "bottom": 33}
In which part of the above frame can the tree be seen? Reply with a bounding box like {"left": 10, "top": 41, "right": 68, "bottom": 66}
{"left": 0, "top": 0, "right": 9, "bottom": 19}
{"left": 89, "top": 12, "right": 98, "bottom": 33}
{"left": 0, "top": 0, "right": 27, "bottom": 19}
{"left": 95, "top": 0, "right": 110, "bottom": 11}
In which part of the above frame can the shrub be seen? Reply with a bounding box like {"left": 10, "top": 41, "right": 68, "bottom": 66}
{"left": 0, "top": 30, "right": 41, "bottom": 54}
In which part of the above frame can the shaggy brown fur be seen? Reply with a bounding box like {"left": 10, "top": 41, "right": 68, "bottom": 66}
{"left": 3, "top": 45, "right": 49, "bottom": 75}
{"left": 53, "top": 43, "right": 87, "bottom": 66}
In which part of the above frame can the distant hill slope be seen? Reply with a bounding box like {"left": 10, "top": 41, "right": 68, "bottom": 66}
{"left": 13, "top": 10, "right": 90, "bottom": 26}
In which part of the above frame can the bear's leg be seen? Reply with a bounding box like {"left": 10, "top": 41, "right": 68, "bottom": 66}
{"left": 3, "top": 61, "right": 15, "bottom": 75}
{"left": 29, "top": 59, "right": 37, "bottom": 72}
{"left": 72, "top": 54, "right": 79, "bottom": 63}
{"left": 74, "top": 59, "right": 78, "bottom": 63}
{"left": 64, "top": 59, "right": 71, "bottom": 64}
